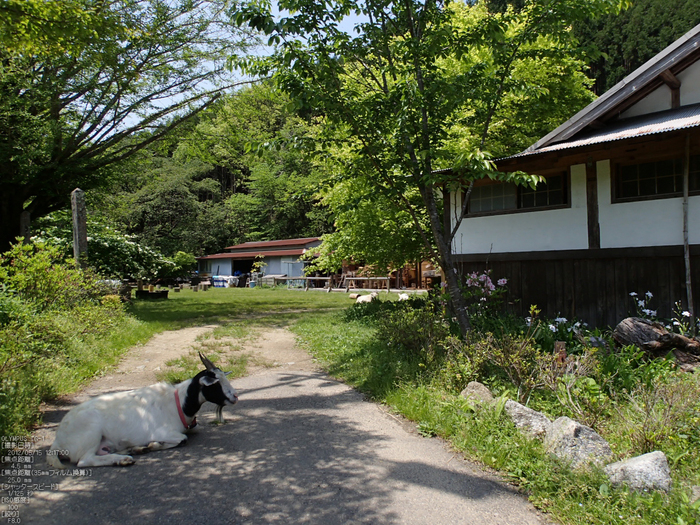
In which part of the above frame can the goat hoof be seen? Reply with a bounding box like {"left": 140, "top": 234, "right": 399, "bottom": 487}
{"left": 118, "top": 456, "right": 135, "bottom": 466}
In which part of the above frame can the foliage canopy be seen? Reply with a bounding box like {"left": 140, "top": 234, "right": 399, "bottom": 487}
{"left": 231, "top": 0, "right": 626, "bottom": 335}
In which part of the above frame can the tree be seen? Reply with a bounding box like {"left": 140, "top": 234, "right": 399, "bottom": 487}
{"left": 573, "top": 0, "right": 700, "bottom": 94}
{"left": 231, "top": 0, "right": 624, "bottom": 336}
{"left": 89, "top": 84, "right": 333, "bottom": 254}
{"left": 173, "top": 83, "right": 334, "bottom": 242}
{"left": 0, "top": 0, "right": 255, "bottom": 251}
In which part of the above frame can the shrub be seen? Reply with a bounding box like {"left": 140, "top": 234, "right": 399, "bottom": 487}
{"left": 615, "top": 374, "right": 700, "bottom": 454}
{"left": 32, "top": 211, "right": 177, "bottom": 280}
{"left": 0, "top": 242, "right": 133, "bottom": 446}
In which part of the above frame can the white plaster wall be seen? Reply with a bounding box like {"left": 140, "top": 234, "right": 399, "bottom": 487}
{"left": 451, "top": 167, "right": 589, "bottom": 254}
{"left": 679, "top": 61, "right": 700, "bottom": 106}
{"left": 597, "top": 159, "right": 700, "bottom": 248}
{"left": 621, "top": 84, "right": 672, "bottom": 118}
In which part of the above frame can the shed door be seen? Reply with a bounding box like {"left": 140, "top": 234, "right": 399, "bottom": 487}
{"left": 281, "top": 256, "right": 304, "bottom": 277}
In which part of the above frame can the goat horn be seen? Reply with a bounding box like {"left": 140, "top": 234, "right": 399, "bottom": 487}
{"left": 199, "top": 352, "right": 216, "bottom": 370}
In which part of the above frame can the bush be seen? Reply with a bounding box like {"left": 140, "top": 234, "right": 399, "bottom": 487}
{"left": 0, "top": 242, "right": 135, "bottom": 446}
{"left": 32, "top": 211, "right": 177, "bottom": 280}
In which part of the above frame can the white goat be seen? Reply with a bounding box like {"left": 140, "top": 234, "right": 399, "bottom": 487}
{"left": 355, "top": 292, "right": 378, "bottom": 303}
{"left": 46, "top": 353, "right": 238, "bottom": 468}
{"left": 398, "top": 293, "right": 410, "bottom": 301}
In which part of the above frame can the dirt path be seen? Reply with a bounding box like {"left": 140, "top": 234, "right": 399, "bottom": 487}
{"left": 31, "top": 323, "right": 319, "bottom": 456}
{"left": 11, "top": 324, "right": 551, "bottom": 525}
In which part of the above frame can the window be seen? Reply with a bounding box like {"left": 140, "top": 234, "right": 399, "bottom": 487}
{"left": 615, "top": 155, "right": 700, "bottom": 201}
{"left": 467, "top": 174, "right": 568, "bottom": 215}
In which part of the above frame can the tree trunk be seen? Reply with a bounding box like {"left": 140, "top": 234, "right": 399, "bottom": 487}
{"left": 613, "top": 317, "right": 700, "bottom": 366}
{"left": 419, "top": 183, "right": 471, "bottom": 336}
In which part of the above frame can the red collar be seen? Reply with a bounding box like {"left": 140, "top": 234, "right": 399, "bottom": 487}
{"left": 174, "top": 390, "right": 197, "bottom": 430}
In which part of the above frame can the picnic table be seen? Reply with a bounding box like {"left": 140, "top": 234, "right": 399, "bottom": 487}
{"left": 342, "top": 276, "right": 390, "bottom": 292}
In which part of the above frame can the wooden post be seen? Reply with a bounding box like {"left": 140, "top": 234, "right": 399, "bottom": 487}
{"left": 19, "top": 210, "right": 31, "bottom": 243}
{"left": 71, "top": 188, "right": 88, "bottom": 267}
{"left": 683, "top": 135, "right": 695, "bottom": 331}
{"left": 585, "top": 161, "right": 600, "bottom": 250}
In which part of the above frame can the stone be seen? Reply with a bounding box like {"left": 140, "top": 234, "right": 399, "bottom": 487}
{"left": 604, "top": 451, "right": 672, "bottom": 493}
{"left": 460, "top": 381, "right": 494, "bottom": 405}
{"left": 504, "top": 400, "right": 552, "bottom": 439}
{"left": 690, "top": 486, "right": 700, "bottom": 504}
{"left": 544, "top": 416, "right": 613, "bottom": 469}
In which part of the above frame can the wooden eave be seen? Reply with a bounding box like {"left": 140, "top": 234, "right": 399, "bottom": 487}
{"left": 495, "top": 127, "right": 700, "bottom": 176}
{"left": 526, "top": 24, "right": 700, "bottom": 152}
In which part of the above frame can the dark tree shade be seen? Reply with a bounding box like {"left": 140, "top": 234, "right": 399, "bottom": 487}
{"left": 574, "top": 0, "right": 700, "bottom": 94}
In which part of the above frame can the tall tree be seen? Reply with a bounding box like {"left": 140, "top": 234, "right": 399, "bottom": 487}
{"left": 0, "top": 0, "right": 255, "bottom": 251}
{"left": 174, "top": 83, "right": 333, "bottom": 243}
{"left": 574, "top": 0, "right": 700, "bottom": 94}
{"left": 231, "top": 0, "right": 624, "bottom": 336}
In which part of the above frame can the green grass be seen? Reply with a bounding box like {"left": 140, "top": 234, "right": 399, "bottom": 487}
{"left": 126, "top": 287, "right": 355, "bottom": 383}
{"left": 127, "top": 286, "right": 353, "bottom": 328}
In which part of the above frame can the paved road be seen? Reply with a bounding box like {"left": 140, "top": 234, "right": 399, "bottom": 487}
{"left": 14, "top": 370, "right": 549, "bottom": 525}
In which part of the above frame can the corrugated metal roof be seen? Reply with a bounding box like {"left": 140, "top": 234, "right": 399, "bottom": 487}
{"left": 525, "top": 23, "right": 700, "bottom": 152}
{"left": 224, "top": 237, "right": 320, "bottom": 251}
{"left": 197, "top": 248, "right": 307, "bottom": 260}
{"left": 508, "top": 103, "right": 700, "bottom": 159}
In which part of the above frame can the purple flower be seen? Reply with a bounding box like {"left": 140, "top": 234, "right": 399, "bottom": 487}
{"left": 497, "top": 278, "right": 508, "bottom": 286}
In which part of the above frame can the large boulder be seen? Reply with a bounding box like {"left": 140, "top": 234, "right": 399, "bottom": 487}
{"left": 460, "top": 381, "right": 494, "bottom": 405}
{"left": 504, "top": 400, "right": 551, "bottom": 439}
{"left": 544, "top": 417, "right": 613, "bottom": 469}
{"left": 603, "top": 451, "right": 672, "bottom": 493}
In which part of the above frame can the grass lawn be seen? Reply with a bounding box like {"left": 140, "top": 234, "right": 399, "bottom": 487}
{"left": 128, "top": 286, "right": 357, "bottom": 329}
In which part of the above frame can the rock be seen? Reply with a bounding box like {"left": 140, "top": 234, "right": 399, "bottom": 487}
{"left": 604, "top": 451, "right": 672, "bottom": 493}
{"left": 460, "top": 381, "right": 494, "bottom": 405}
{"left": 544, "top": 416, "right": 613, "bottom": 469}
{"left": 504, "top": 400, "right": 551, "bottom": 439}
{"left": 691, "top": 486, "right": 700, "bottom": 504}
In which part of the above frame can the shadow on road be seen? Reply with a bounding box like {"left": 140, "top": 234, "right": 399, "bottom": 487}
{"left": 19, "top": 372, "right": 532, "bottom": 525}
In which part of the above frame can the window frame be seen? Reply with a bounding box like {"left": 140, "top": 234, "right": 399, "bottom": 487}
{"left": 612, "top": 154, "right": 700, "bottom": 204}
{"left": 463, "top": 171, "right": 571, "bottom": 218}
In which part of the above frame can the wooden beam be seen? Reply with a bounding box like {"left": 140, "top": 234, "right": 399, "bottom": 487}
{"left": 585, "top": 161, "right": 600, "bottom": 249}
{"left": 660, "top": 69, "right": 682, "bottom": 109}
{"left": 659, "top": 69, "right": 681, "bottom": 89}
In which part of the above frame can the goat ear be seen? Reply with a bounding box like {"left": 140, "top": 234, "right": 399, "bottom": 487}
{"left": 224, "top": 371, "right": 232, "bottom": 376}
{"left": 199, "top": 375, "right": 220, "bottom": 387}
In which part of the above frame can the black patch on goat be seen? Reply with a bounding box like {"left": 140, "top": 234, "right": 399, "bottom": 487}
{"left": 182, "top": 370, "right": 226, "bottom": 417}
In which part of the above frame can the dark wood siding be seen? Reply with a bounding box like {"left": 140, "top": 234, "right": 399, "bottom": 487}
{"left": 456, "top": 245, "right": 700, "bottom": 328}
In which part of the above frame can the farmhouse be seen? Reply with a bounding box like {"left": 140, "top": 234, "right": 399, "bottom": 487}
{"left": 197, "top": 237, "right": 321, "bottom": 282}
{"left": 448, "top": 24, "right": 700, "bottom": 327}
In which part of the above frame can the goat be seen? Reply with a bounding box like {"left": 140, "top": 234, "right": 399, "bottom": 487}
{"left": 46, "top": 353, "right": 237, "bottom": 468}
{"left": 398, "top": 293, "right": 410, "bottom": 301}
{"left": 355, "top": 292, "right": 378, "bottom": 304}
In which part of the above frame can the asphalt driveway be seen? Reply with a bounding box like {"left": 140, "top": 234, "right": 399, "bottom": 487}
{"left": 16, "top": 368, "right": 549, "bottom": 525}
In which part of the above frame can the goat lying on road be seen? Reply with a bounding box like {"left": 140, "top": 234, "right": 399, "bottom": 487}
{"left": 46, "top": 353, "right": 238, "bottom": 468}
